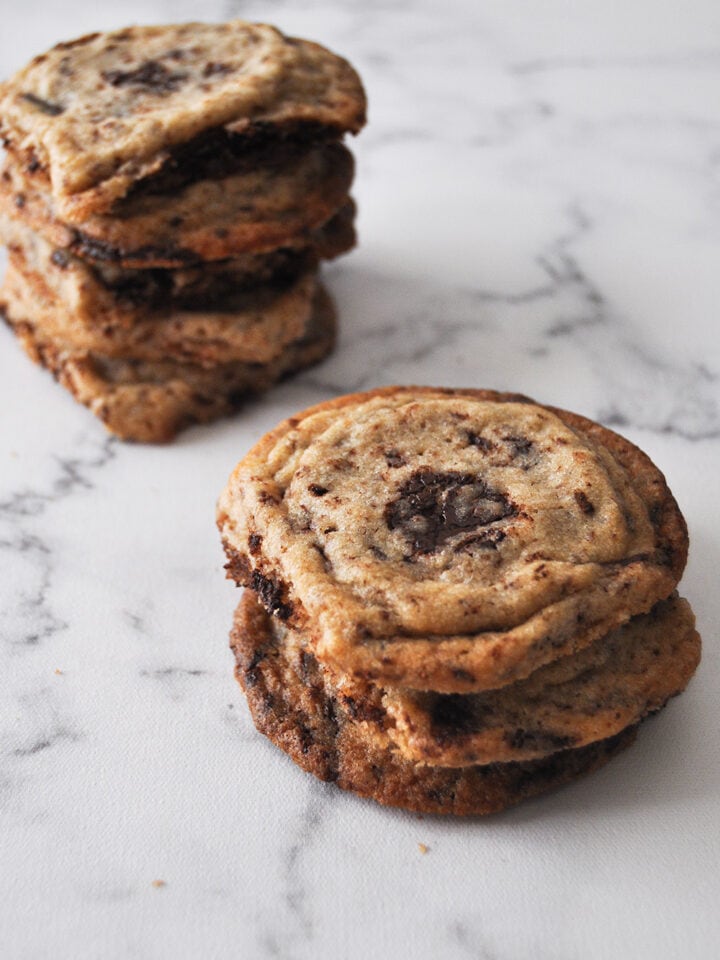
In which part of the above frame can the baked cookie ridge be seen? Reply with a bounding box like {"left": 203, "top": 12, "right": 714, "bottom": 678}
{"left": 229, "top": 591, "right": 640, "bottom": 816}
{"left": 1, "top": 283, "right": 337, "bottom": 443}
{"left": 0, "top": 140, "right": 355, "bottom": 265}
{"left": 0, "top": 251, "right": 322, "bottom": 367}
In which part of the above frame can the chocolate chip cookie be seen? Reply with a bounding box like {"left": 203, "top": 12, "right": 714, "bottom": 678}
{"left": 218, "top": 387, "right": 688, "bottom": 693}
{"left": 0, "top": 21, "right": 365, "bottom": 220}
{"left": 3, "top": 283, "right": 336, "bottom": 443}
{"left": 218, "top": 387, "right": 699, "bottom": 814}
{"left": 0, "top": 20, "right": 365, "bottom": 439}
{"left": 230, "top": 591, "right": 643, "bottom": 816}
{"left": 1, "top": 139, "right": 355, "bottom": 266}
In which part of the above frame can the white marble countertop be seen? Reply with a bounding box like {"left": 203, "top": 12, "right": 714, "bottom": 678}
{"left": 2, "top": 1, "right": 719, "bottom": 957}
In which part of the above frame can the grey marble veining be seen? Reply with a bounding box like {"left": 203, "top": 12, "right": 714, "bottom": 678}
{"left": 1, "top": 2, "right": 720, "bottom": 958}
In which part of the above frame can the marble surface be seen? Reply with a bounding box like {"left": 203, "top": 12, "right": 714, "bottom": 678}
{"left": 1, "top": 1, "right": 719, "bottom": 957}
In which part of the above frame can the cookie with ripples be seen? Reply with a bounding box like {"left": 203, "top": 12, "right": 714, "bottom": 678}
{"left": 231, "top": 591, "right": 700, "bottom": 815}
{"left": 0, "top": 21, "right": 364, "bottom": 440}
{"left": 2, "top": 283, "right": 336, "bottom": 444}
{"left": 218, "top": 386, "right": 690, "bottom": 691}
{"left": 218, "top": 386, "right": 699, "bottom": 814}
{"left": 0, "top": 21, "right": 365, "bottom": 225}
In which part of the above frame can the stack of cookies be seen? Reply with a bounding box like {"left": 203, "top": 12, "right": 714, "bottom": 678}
{"left": 0, "top": 21, "right": 365, "bottom": 441}
{"left": 217, "top": 387, "right": 701, "bottom": 815}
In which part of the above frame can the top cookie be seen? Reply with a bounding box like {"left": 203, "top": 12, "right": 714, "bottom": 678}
{"left": 0, "top": 20, "right": 366, "bottom": 220}
{"left": 217, "top": 387, "right": 688, "bottom": 693}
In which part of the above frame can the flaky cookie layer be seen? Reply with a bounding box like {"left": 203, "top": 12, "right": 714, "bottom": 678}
{"left": 1, "top": 251, "right": 322, "bottom": 367}
{"left": 229, "top": 592, "right": 639, "bottom": 816}
{"left": 0, "top": 21, "right": 365, "bottom": 218}
{"left": 0, "top": 142, "right": 355, "bottom": 266}
{"left": 1, "top": 284, "right": 336, "bottom": 443}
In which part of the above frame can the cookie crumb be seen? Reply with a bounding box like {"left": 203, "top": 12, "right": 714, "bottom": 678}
{"left": 54, "top": 668, "right": 63, "bottom": 676}
{"left": 151, "top": 879, "right": 166, "bottom": 889}
{"left": 417, "top": 843, "right": 429, "bottom": 855}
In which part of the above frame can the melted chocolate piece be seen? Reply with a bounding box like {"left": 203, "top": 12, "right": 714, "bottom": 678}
{"left": 250, "top": 570, "right": 293, "bottom": 620}
{"left": 124, "top": 123, "right": 339, "bottom": 202}
{"left": 430, "top": 694, "right": 485, "bottom": 740}
{"left": 20, "top": 92, "right": 65, "bottom": 116}
{"left": 247, "top": 533, "right": 263, "bottom": 555}
{"left": 574, "top": 490, "right": 596, "bottom": 516}
{"left": 385, "top": 469, "right": 516, "bottom": 556}
{"left": 467, "top": 432, "right": 495, "bottom": 452}
{"left": 92, "top": 248, "right": 308, "bottom": 310}
{"left": 71, "top": 232, "right": 200, "bottom": 266}
{"left": 102, "top": 60, "right": 189, "bottom": 93}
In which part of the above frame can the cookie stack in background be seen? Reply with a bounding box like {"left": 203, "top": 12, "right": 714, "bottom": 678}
{"left": 218, "top": 387, "right": 701, "bottom": 815}
{"left": 0, "top": 21, "right": 365, "bottom": 442}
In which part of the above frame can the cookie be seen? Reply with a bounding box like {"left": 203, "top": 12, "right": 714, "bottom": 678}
{"left": 1, "top": 284, "right": 336, "bottom": 443}
{"left": 230, "top": 591, "right": 639, "bottom": 816}
{"left": 0, "top": 21, "right": 366, "bottom": 220}
{"left": 0, "top": 140, "right": 355, "bottom": 266}
{"left": 362, "top": 594, "right": 700, "bottom": 766}
{"left": 0, "top": 203, "right": 355, "bottom": 312}
{"left": 1, "top": 249, "right": 324, "bottom": 367}
{"left": 218, "top": 387, "right": 688, "bottom": 693}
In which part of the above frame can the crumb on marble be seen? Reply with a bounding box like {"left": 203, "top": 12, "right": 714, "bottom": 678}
{"left": 418, "top": 843, "right": 429, "bottom": 855}
{"left": 151, "top": 879, "right": 167, "bottom": 889}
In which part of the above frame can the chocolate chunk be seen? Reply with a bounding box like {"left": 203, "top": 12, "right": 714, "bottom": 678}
{"left": 503, "top": 435, "right": 539, "bottom": 470}
{"left": 124, "top": 123, "right": 337, "bottom": 201}
{"left": 322, "top": 697, "right": 339, "bottom": 734}
{"left": 574, "top": 490, "right": 596, "bottom": 515}
{"left": 102, "top": 60, "right": 189, "bottom": 93}
{"left": 20, "top": 92, "right": 65, "bottom": 116}
{"left": 248, "top": 533, "right": 263, "bottom": 555}
{"left": 467, "top": 432, "right": 495, "bottom": 452}
{"left": 308, "top": 483, "right": 329, "bottom": 496}
{"left": 250, "top": 570, "right": 293, "bottom": 620}
{"left": 72, "top": 231, "right": 199, "bottom": 265}
{"left": 430, "top": 694, "right": 478, "bottom": 737}
{"left": 385, "top": 469, "right": 516, "bottom": 556}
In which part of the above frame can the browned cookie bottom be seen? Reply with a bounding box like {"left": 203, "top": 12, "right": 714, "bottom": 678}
{"left": 230, "top": 593, "right": 638, "bottom": 816}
